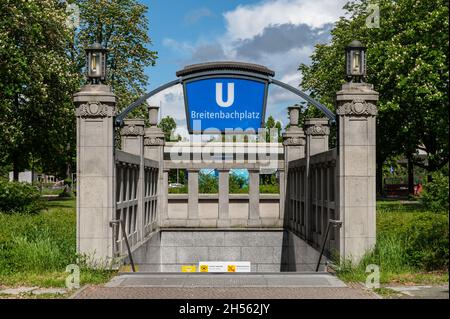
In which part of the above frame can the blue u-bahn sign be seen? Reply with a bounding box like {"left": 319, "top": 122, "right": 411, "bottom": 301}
{"left": 116, "top": 61, "right": 336, "bottom": 130}
{"left": 177, "top": 62, "right": 273, "bottom": 133}
{"left": 184, "top": 77, "right": 266, "bottom": 133}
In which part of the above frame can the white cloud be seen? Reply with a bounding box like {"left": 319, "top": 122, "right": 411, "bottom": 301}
{"left": 223, "top": 0, "right": 347, "bottom": 41}
{"left": 147, "top": 84, "right": 185, "bottom": 122}
{"left": 162, "top": 38, "right": 194, "bottom": 54}
{"left": 158, "top": 0, "right": 346, "bottom": 133}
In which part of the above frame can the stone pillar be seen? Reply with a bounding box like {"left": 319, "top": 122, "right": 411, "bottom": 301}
{"left": 144, "top": 106, "right": 165, "bottom": 161}
{"left": 282, "top": 105, "right": 306, "bottom": 232}
{"left": 283, "top": 106, "right": 306, "bottom": 162}
{"left": 74, "top": 84, "right": 116, "bottom": 264}
{"left": 218, "top": 169, "right": 230, "bottom": 227}
{"left": 336, "top": 82, "right": 378, "bottom": 262}
{"left": 187, "top": 169, "right": 199, "bottom": 226}
{"left": 248, "top": 169, "right": 260, "bottom": 226}
{"left": 121, "top": 119, "right": 145, "bottom": 242}
{"left": 121, "top": 119, "right": 145, "bottom": 155}
{"left": 143, "top": 106, "right": 165, "bottom": 229}
{"left": 304, "top": 118, "right": 330, "bottom": 242}
{"left": 304, "top": 118, "right": 330, "bottom": 156}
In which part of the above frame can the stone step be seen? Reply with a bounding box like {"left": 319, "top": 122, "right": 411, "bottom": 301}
{"left": 105, "top": 273, "right": 346, "bottom": 288}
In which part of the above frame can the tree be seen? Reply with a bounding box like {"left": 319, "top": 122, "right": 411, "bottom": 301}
{"left": 0, "top": 0, "right": 80, "bottom": 180}
{"left": 299, "top": 0, "right": 448, "bottom": 193}
{"left": 265, "top": 115, "right": 283, "bottom": 142}
{"left": 158, "top": 116, "right": 179, "bottom": 141}
{"left": 75, "top": 0, "right": 158, "bottom": 115}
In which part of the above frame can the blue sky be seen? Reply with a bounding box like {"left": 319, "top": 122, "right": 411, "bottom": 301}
{"left": 142, "top": 0, "right": 348, "bottom": 137}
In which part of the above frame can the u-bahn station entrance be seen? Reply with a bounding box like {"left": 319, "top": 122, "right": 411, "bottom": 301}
{"left": 74, "top": 57, "right": 378, "bottom": 277}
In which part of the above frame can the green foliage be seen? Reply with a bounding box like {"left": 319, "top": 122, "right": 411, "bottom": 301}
{"left": 0, "top": 179, "right": 42, "bottom": 214}
{"left": 299, "top": 0, "right": 449, "bottom": 172}
{"left": 0, "top": 205, "right": 76, "bottom": 274}
{"left": 198, "top": 172, "right": 218, "bottom": 194}
{"left": 337, "top": 201, "right": 449, "bottom": 283}
{"left": 0, "top": 0, "right": 80, "bottom": 178}
{"left": 168, "top": 184, "right": 188, "bottom": 194}
{"left": 403, "top": 213, "right": 449, "bottom": 270}
{"left": 0, "top": 199, "right": 115, "bottom": 287}
{"left": 229, "top": 174, "right": 248, "bottom": 194}
{"left": 420, "top": 169, "right": 449, "bottom": 212}
{"left": 158, "top": 116, "right": 179, "bottom": 141}
{"left": 259, "top": 184, "right": 279, "bottom": 194}
{"left": 259, "top": 174, "right": 279, "bottom": 193}
{"left": 265, "top": 115, "right": 282, "bottom": 142}
{"left": 76, "top": 0, "right": 158, "bottom": 115}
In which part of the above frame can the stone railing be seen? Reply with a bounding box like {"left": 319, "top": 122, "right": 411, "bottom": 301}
{"left": 161, "top": 141, "right": 285, "bottom": 228}
{"left": 111, "top": 117, "right": 162, "bottom": 257}
{"left": 283, "top": 82, "right": 379, "bottom": 262}
{"left": 114, "top": 150, "right": 159, "bottom": 255}
{"left": 287, "top": 149, "right": 338, "bottom": 255}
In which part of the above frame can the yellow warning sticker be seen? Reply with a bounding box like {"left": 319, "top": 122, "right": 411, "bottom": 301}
{"left": 200, "top": 264, "right": 209, "bottom": 272}
{"left": 227, "top": 265, "right": 236, "bottom": 272}
{"left": 181, "top": 265, "right": 197, "bottom": 272}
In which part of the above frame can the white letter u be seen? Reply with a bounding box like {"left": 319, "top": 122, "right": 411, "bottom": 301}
{"left": 216, "top": 83, "right": 234, "bottom": 107}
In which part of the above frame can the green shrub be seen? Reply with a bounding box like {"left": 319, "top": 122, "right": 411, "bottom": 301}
{"left": 420, "top": 170, "right": 449, "bottom": 212}
{"left": 199, "top": 173, "right": 218, "bottom": 193}
{"left": 0, "top": 178, "right": 42, "bottom": 214}
{"left": 403, "top": 213, "right": 449, "bottom": 270}
{"left": 168, "top": 184, "right": 188, "bottom": 193}
{"left": 260, "top": 184, "right": 279, "bottom": 194}
{"left": 336, "top": 204, "right": 449, "bottom": 282}
{"left": 0, "top": 206, "right": 76, "bottom": 274}
{"left": 230, "top": 174, "right": 248, "bottom": 193}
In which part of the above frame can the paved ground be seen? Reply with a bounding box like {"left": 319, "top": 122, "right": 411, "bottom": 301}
{"left": 385, "top": 284, "right": 449, "bottom": 299}
{"left": 71, "top": 273, "right": 380, "bottom": 299}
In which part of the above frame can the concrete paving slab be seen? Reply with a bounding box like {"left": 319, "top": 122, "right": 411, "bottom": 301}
{"left": 32, "top": 288, "right": 67, "bottom": 295}
{"left": 386, "top": 284, "right": 449, "bottom": 299}
{"left": 0, "top": 287, "right": 38, "bottom": 295}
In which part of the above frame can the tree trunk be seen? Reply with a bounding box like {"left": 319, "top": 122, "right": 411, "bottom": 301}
{"left": 407, "top": 157, "right": 414, "bottom": 196}
{"left": 12, "top": 159, "right": 19, "bottom": 181}
{"left": 376, "top": 160, "right": 384, "bottom": 197}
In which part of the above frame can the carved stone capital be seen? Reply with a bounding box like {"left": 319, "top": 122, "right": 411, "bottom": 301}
{"left": 76, "top": 102, "right": 115, "bottom": 118}
{"left": 144, "top": 136, "right": 165, "bottom": 146}
{"left": 283, "top": 136, "right": 306, "bottom": 146}
{"left": 121, "top": 125, "right": 145, "bottom": 136}
{"left": 336, "top": 99, "right": 378, "bottom": 116}
{"left": 305, "top": 124, "right": 330, "bottom": 136}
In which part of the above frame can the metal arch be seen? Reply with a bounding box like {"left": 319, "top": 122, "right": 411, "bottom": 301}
{"left": 270, "top": 78, "right": 336, "bottom": 122}
{"left": 115, "top": 75, "right": 336, "bottom": 126}
{"left": 115, "top": 78, "right": 182, "bottom": 126}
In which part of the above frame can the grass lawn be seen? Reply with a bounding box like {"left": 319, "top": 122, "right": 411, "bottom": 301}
{"left": 336, "top": 199, "right": 449, "bottom": 285}
{"left": 0, "top": 198, "right": 116, "bottom": 290}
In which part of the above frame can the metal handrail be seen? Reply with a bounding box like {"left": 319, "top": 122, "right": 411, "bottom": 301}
{"left": 110, "top": 219, "right": 136, "bottom": 272}
{"left": 315, "top": 219, "right": 342, "bottom": 272}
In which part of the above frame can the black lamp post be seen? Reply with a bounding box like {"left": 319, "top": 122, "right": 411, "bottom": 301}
{"left": 85, "top": 42, "right": 107, "bottom": 84}
{"left": 345, "top": 40, "right": 366, "bottom": 83}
